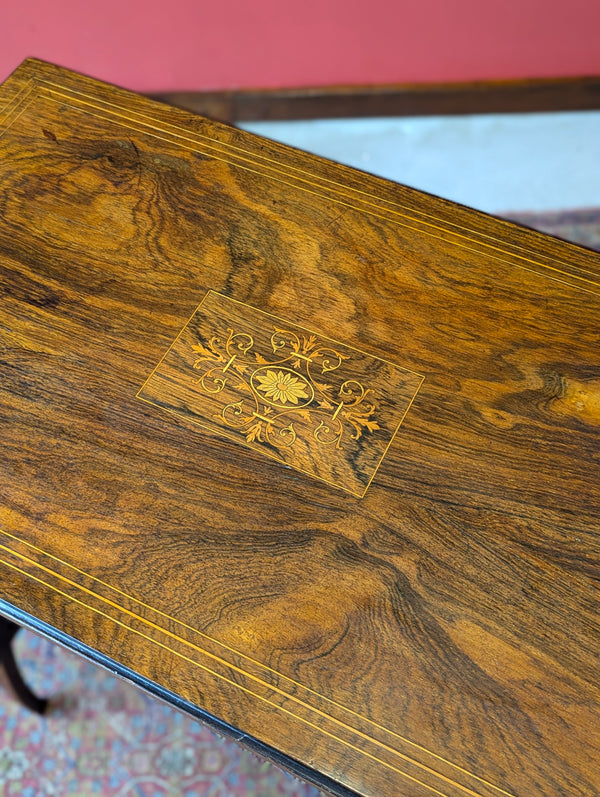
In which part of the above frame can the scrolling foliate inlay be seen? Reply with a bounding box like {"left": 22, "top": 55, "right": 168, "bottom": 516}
{"left": 138, "top": 292, "right": 424, "bottom": 496}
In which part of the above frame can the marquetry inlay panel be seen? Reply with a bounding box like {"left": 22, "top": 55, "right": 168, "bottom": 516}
{"left": 138, "top": 291, "right": 424, "bottom": 496}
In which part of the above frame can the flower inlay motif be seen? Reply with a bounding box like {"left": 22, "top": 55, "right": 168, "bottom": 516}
{"left": 254, "top": 369, "right": 310, "bottom": 405}
{"left": 137, "top": 291, "right": 424, "bottom": 497}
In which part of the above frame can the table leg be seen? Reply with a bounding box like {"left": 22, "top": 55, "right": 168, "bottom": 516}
{"left": 0, "top": 616, "right": 48, "bottom": 714}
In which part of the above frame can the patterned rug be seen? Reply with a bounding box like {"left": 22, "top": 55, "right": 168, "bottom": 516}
{"left": 0, "top": 632, "right": 324, "bottom": 796}
{"left": 506, "top": 206, "right": 600, "bottom": 252}
{"left": 1, "top": 207, "right": 598, "bottom": 797}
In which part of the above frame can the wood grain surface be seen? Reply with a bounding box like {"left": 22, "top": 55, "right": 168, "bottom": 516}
{"left": 0, "top": 59, "right": 599, "bottom": 797}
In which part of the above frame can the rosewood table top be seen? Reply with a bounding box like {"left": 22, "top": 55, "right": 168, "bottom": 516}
{"left": 0, "top": 59, "right": 599, "bottom": 797}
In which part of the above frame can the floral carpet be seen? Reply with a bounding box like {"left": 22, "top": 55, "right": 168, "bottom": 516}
{"left": 506, "top": 206, "right": 600, "bottom": 252}
{"left": 0, "top": 208, "right": 597, "bottom": 797}
{"left": 0, "top": 631, "right": 324, "bottom": 797}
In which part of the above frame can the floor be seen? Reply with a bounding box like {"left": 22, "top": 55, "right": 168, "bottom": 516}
{"left": 241, "top": 110, "right": 600, "bottom": 215}
{"left": 0, "top": 630, "right": 325, "bottom": 796}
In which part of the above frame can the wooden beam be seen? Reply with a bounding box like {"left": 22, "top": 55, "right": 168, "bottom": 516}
{"left": 152, "top": 76, "right": 600, "bottom": 123}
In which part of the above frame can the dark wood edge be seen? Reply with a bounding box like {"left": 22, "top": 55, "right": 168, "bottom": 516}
{"left": 151, "top": 76, "right": 600, "bottom": 123}
{"left": 0, "top": 598, "right": 357, "bottom": 797}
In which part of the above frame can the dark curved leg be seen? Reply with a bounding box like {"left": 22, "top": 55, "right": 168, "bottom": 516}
{"left": 0, "top": 616, "right": 48, "bottom": 714}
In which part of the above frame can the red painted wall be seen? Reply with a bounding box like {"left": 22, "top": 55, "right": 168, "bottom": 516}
{"left": 1, "top": 0, "right": 600, "bottom": 92}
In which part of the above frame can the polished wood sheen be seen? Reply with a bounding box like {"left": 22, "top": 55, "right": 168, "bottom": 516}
{"left": 0, "top": 59, "right": 599, "bottom": 797}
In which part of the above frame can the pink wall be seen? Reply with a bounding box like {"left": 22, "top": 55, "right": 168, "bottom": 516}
{"left": 1, "top": 0, "right": 600, "bottom": 92}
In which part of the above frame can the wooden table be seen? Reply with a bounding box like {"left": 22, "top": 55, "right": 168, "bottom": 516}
{"left": 0, "top": 59, "right": 599, "bottom": 797}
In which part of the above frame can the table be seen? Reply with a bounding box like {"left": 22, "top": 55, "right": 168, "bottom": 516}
{"left": 1, "top": 58, "right": 599, "bottom": 797}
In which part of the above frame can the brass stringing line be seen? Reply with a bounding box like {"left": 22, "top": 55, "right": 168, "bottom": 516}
{"left": 26, "top": 82, "right": 600, "bottom": 295}
{"left": 0, "top": 560, "right": 450, "bottom": 797}
{"left": 0, "top": 79, "right": 35, "bottom": 119}
{"left": 0, "top": 554, "right": 515, "bottom": 797}
{"left": 3, "top": 80, "right": 598, "bottom": 297}
{"left": 363, "top": 374, "right": 426, "bottom": 495}
{"left": 0, "top": 90, "right": 18, "bottom": 119}
{"left": 0, "top": 105, "right": 35, "bottom": 143}
{"left": 135, "top": 295, "right": 212, "bottom": 400}
{"left": 36, "top": 93, "right": 600, "bottom": 295}
{"left": 0, "top": 530, "right": 514, "bottom": 797}
{"left": 38, "top": 80, "right": 600, "bottom": 282}
{"left": 0, "top": 84, "right": 37, "bottom": 142}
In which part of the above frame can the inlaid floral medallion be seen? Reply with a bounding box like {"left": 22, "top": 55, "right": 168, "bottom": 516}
{"left": 137, "top": 291, "right": 424, "bottom": 496}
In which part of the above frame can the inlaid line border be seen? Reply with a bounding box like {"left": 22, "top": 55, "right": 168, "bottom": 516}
{"left": 36, "top": 78, "right": 600, "bottom": 284}
{"left": 35, "top": 85, "right": 600, "bottom": 295}
{"left": 0, "top": 531, "right": 517, "bottom": 797}
{"left": 0, "top": 68, "right": 585, "bottom": 797}
{"left": 1, "top": 75, "right": 598, "bottom": 296}
{"left": 0, "top": 78, "right": 37, "bottom": 139}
